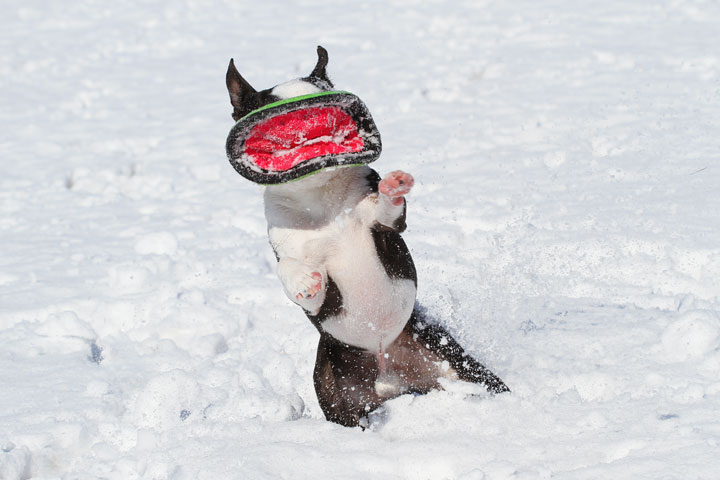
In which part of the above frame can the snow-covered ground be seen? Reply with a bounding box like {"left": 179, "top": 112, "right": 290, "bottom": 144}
{"left": 2, "top": 0, "right": 720, "bottom": 478}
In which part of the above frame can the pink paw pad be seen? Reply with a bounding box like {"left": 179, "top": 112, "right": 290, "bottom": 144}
{"left": 379, "top": 171, "right": 414, "bottom": 205}
{"left": 296, "top": 272, "right": 323, "bottom": 300}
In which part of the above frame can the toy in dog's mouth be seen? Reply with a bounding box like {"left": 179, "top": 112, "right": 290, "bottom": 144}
{"left": 226, "top": 91, "right": 381, "bottom": 184}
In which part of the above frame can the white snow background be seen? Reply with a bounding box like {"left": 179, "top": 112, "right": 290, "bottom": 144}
{"left": 1, "top": 0, "right": 720, "bottom": 478}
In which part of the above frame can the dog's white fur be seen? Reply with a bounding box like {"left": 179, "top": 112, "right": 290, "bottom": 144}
{"left": 270, "top": 79, "right": 321, "bottom": 99}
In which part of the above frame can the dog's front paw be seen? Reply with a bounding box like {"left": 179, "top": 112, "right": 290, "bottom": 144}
{"left": 277, "top": 259, "right": 326, "bottom": 312}
{"left": 295, "top": 271, "right": 323, "bottom": 301}
{"left": 379, "top": 170, "right": 414, "bottom": 206}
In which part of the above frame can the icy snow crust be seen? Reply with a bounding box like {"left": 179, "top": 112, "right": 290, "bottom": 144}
{"left": 1, "top": 1, "right": 720, "bottom": 479}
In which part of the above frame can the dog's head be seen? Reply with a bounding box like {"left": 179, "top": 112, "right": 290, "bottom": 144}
{"left": 226, "top": 46, "right": 334, "bottom": 122}
{"left": 224, "top": 47, "right": 382, "bottom": 185}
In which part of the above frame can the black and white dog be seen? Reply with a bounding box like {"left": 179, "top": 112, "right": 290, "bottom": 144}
{"left": 226, "top": 47, "right": 509, "bottom": 427}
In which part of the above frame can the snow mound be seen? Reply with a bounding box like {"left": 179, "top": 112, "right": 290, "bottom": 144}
{"left": 660, "top": 309, "right": 720, "bottom": 362}
{"left": 134, "top": 232, "right": 179, "bottom": 256}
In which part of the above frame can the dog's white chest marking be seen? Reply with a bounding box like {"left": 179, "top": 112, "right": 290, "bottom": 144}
{"left": 319, "top": 221, "right": 416, "bottom": 352}
{"left": 265, "top": 167, "right": 416, "bottom": 352}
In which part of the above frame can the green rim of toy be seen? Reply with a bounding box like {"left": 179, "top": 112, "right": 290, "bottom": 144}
{"left": 268, "top": 162, "right": 365, "bottom": 185}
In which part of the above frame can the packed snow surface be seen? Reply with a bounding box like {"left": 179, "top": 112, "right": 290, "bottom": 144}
{"left": 2, "top": 1, "right": 720, "bottom": 478}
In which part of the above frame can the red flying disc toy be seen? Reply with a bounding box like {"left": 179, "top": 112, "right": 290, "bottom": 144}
{"left": 226, "top": 91, "right": 382, "bottom": 185}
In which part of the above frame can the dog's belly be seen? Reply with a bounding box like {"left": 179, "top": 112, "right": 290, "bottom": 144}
{"left": 319, "top": 230, "right": 416, "bottom": 352}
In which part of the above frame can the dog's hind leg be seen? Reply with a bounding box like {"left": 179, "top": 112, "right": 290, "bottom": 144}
{"left": 313, "top": 310, "right": 509, "bottom": 427}
{"left": 407, "top": 307, "right": 510, "bottom": 394}
{"left": 313, "top": 334, "right": 384, "bottom": 427}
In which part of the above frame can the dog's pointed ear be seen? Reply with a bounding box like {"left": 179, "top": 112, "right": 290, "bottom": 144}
{"left": 309, "top": 46, "right": 333, "bottom": 87}
{"left": 226, "top": 58, "right": 257, "bottom": 118}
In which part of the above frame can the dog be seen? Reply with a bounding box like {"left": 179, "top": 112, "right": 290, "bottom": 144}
{"left": 226, "top": 46, "right": 509, "bottom": 427}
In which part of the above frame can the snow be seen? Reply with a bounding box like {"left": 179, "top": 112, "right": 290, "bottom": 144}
{"left": 1, "top": 0, "right": 720, "bottom": 478}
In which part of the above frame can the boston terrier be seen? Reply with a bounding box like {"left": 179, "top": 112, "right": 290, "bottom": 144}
{"left": 226, "top": 46, "right": 509, "bottom": 427}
